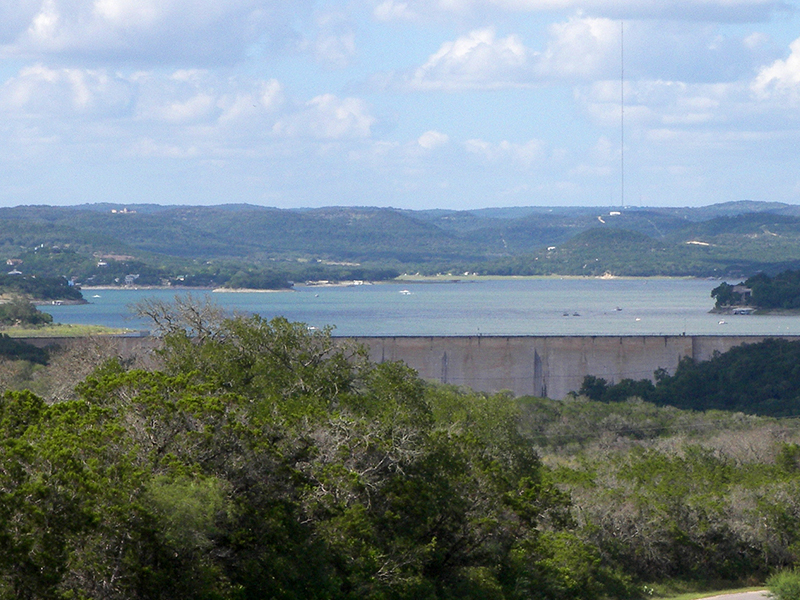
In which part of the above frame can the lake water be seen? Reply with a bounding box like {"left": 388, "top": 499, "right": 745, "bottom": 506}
{"left": 40, "top": 278, "right": 800, "bottom": 337}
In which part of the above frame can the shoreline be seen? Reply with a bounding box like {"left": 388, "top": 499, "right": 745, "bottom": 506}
{"left": 395, "top": 274, "right": 711, "bottom": 282}
{"left": 78, "top": 275, "right": 714, "bottom": 293}
{"left": 33, "top": 298, "right": 88, "bottom": 306}
{"left": 213, "top": 287, "right": 294, "bottom": 293}
{"left": 79, "top": 285, "right": 214, "bottom": 291}
{"left": 80, "top": 285, "right": 294, "bottom": 293}
{"left": 713, "top": 307, "right": 800, "bottom": 316}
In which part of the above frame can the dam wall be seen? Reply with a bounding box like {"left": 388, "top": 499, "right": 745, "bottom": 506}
{"left": 20, "top": 334, "right": 800, "bottom": 400}
{"left": 351, "top": 335, "right": 800, "bottom": 399}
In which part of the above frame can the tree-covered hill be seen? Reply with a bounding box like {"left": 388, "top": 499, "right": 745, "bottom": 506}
{"left": 5, "top": 200, "right": 800, "bottom": 286}
{"left": 178, "top": 205, "right": 483, "bottom": 262}
{"left": 475, "top": 212, "right": 800, "bottom": 278}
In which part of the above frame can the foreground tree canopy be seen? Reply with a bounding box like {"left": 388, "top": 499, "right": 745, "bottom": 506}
{"left": 7, "top": 299, "right": 800, "bottom": 600}
{"left": 0, "top": 300, "right": 630, "bottom": 600}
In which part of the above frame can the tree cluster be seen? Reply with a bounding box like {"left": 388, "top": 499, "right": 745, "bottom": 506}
{"left": 0, "top": 274, "right": 83, "bottom": 302}
{"left": 0, "top": 334, "right": 49, "bottom": 365}
{"left": 0, "top": 296, "right": 54, "bottom": 327}
{"left": 518, "top": 395, "right": 800, "bottom": 587}
{"left": 713, "top": 270, "right": 800, "bottom": 310}
{"left": 0, "top": 305, "right": 631, "bottom": 600}
{"left": 578, "top": 338, "right": 800, "bottom": 417}
{"left": 743, "top": 270, "right": 800, "bottom": 310}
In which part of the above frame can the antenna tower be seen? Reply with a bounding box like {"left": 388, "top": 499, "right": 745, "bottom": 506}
{"left": 620, "top": 20, "right": 624, "bottom": 208}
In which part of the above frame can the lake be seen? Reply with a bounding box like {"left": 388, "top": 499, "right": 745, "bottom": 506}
{"left": 40, "top": 278, "right": 800, "bottom": 337}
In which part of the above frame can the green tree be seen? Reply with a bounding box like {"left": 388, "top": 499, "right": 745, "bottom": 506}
{"left": 1, "top": 300, "right": 638, "bottom": 599}
{"left": 711, "top": 281, "right": 743, "bottom": 308}
{"left": 0, "top": 296, "right": 53, "bottom": 327}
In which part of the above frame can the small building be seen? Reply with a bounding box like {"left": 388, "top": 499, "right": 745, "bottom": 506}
{"left": 732, "top": 285, "right": 753, "bottom": 302}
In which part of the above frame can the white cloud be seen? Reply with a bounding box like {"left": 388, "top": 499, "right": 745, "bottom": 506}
{"left": 407, "top": 28, "right": 531, "bottom": 90}
{"left": 153, "top": 94, "right": 216, "bottom": 123}
{"left": 313, "top": 31, "right": 357, "bottom": 69}
{"left": 392, "top": 16, "right": 770, "bottom": 92}
{"left": 368, "top": 0, "right": 787, "bottom": 22}
{"left": 2, "top": 0, "right": 309, "bottom": 63}
{"left": 273, "top": 94, "right": 375, "bottom": 139}
{"left": 0, "top": 64, "right": 291, "bottom": 149}
{"left": 578, "top": 78, "right": 742, "bottom": 129}
{"left": 540, "top": 17, "right": 776, "bottom": 83}
{"left": 133, "top": 70, "right": 216, "bottom": 123}
{"left": 92, "top": 0, "right": 163, "bottom": 28}
{"left": 535, "top": 15, "right": 619, "bottom": 79}
{"left": 0, "top": 63, "right": 131, "bottom": 116}
{"left": 373, "top": 1, "right": 418, "bottom": 21}
{"left": 1, "top": 0, "right": 798, "bottom": 209}
{"left": 0, "top": 1, "right": 41, "bottom": 43}
{"left": 127, "top": 71, "right": 285, "bottom": 130}
{"left": 464, "top": 137, "right": 545, "bottom": 166}
{"left": 418, "top": 129, "right": 449, "bottom": 149}
{"left": 215, "top": 80, "right": 283, "bottom": 126}
{"left": 130, "top": 137, "right": 200, "bottom": 158}
{"left": 743, "top": 31, "right": 769, "bottom": 50}
{"left": 753, "top": 37, "right": 800, "bottom": 100}
{"left": 305, "top": 11, "right": 357, "bottom": 70}
{"left": 257, "top": 79, "right": 284, "bottom": 111}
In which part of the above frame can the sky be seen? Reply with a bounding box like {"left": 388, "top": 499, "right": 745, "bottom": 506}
{"left": 2, "top": 0, "right": 800, "bottom": 210}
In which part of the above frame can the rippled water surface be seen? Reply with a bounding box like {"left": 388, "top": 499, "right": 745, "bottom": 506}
{"left": 41, "top": 278, "right": 800, "bottom": 337}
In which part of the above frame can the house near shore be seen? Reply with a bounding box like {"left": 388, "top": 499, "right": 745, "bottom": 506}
{"left": 732, "top": 285, "right": 752, "bottom": 302}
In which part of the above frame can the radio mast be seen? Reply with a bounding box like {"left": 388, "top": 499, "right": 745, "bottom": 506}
{"left": 620, "top": 21, "right": 624, "bottom": 208}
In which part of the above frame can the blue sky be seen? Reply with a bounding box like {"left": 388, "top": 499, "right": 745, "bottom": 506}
{"left": 2, "top": 0, "right": 800, "bottom": 209}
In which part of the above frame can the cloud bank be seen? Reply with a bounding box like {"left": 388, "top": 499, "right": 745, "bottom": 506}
{"left": 1, "top": 0, "right": 799, "bottom": 208}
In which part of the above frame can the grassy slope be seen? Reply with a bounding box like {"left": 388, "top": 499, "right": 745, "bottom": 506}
{"left": 2, "top": 324, "right": 132, "bottom": 337}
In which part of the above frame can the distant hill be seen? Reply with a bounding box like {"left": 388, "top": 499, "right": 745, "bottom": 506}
{"left": 2, "top": 200, "right": 800, "bottom": 285}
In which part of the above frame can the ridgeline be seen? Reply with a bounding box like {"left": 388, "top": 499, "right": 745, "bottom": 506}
{"left": 3, "top": 201, "right": 800, "bottom": 290}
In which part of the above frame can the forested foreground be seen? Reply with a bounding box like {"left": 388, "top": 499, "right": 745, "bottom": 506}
{"left": 3, "top": 304, "right": 800, "bottom": 599}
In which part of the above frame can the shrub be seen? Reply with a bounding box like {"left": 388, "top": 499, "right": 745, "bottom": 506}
{"left": 768, "top": 569, "right": 800, "bottom": 600}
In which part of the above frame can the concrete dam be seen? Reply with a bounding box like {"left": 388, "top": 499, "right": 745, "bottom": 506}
{"left": 350, "top": 335, "right": 800, "bottom": 399}
{"left": 24, "top": 334, "right": 800, "bottom": 400}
